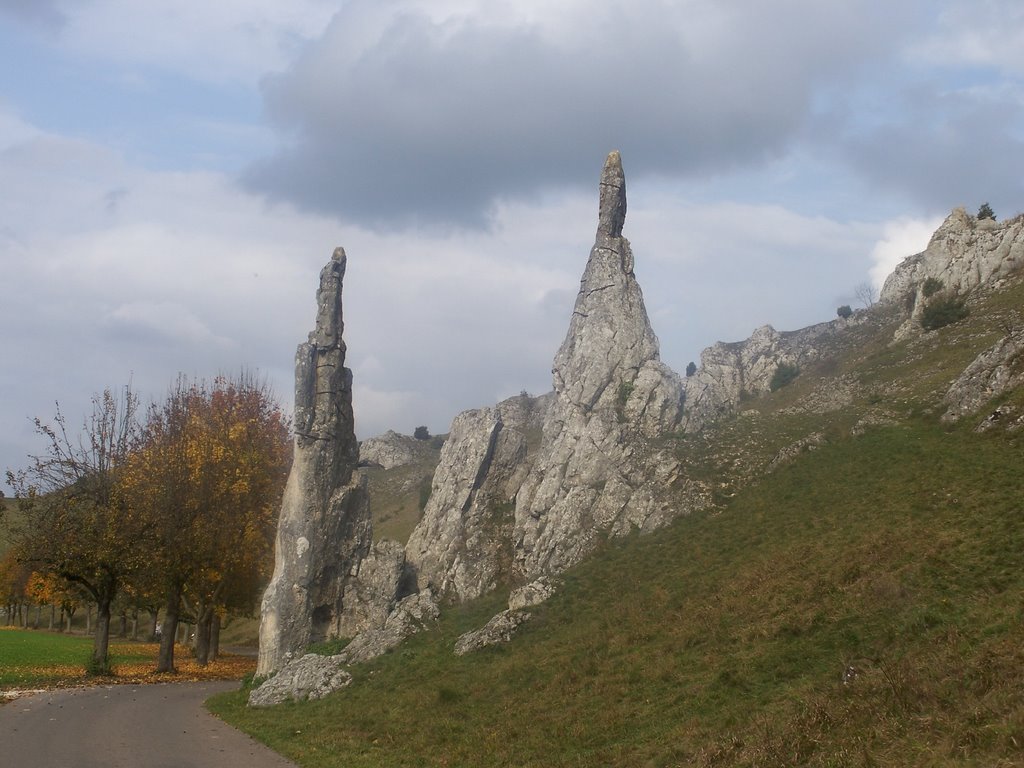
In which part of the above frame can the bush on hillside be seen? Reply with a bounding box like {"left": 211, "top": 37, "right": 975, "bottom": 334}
{"left": 922, "top": 277, "right": 944, "bottom": 298}
{"left": 977, "top": 202, "right": 996, "bottom": 221}
{"left": 920, "top": 295, "right": 969, "bottom": 330}
{"left": 413, "top": 426, "right": 430, "bottom": 441}
{"left": 685, "top": 361, "right": 697, "bottom": 377}
{"left": 770, "top": 362, "right": 800, "bottom": 392}
{"left": 836, "top": 305, "right": 853, "bottom": 319}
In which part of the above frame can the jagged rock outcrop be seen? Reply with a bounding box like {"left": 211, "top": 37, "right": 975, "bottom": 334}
{"left": 681, "top": 320, "right": 844, "bottom": 433}
{"left": 256, "top": 248, "right": 371, "bottom": 677}
{"left": 406, "top": 152, "right": 686, "bottom": 605}
{"left": 454, "top": 609, "right": 531, "bottom": 656}
{"left": 336, "top": 590, "right": 439, "bottom": 665}
{"left": 360, "top": 430, "right": 436, "bottom": 469}
{"left": 248, "top": 653, "right": 352, "bottom": 707}
{"left": 507, "top": 577, "right": 556, "bottom": 611}
{"left": 942, "top": 327, "right": 1024, "bottom": 423}
{"left": 881, "top": 208, "right": 1024, "bottom": 339}
{"left": 406, "top": 393, "right": 552, "bottom": 601}
{"left": 335, "top": 539, "right": 409, "bottom": 637}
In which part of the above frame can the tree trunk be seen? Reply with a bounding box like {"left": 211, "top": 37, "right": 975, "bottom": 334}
{"left": 194, "top": 604, "right": 215, "bottom": 666}
{"left": 86, "top": 604, "right": 92, "bottom": 635}
{"left": 91, "top": 593, "right": 113, "bottom": 674}
{"left": 119, "top": 610, "right": 127, "bottom": 637}
{"left": 156, "top": 584, "right": 181, "bottom": 673}
{"left": 48, "top": 604, "right": 55, "bottom": 631}
{"left": 210, "top": 612, "right": 221, "bottom": 661}
{"left": 149, "top": 609, "right": 159, "bottom": 641}
{"left": 131, "top": 608, "right": 139, "bottom": 640}
{"left": 33, "top": 604, "right": 41, "bottom": 629}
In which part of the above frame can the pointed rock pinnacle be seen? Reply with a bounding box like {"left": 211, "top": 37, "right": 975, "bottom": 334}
{"left": 598, "top": 150, "right": 626, "bottom": 238}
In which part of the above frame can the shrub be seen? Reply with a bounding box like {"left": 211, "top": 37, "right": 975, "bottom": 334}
{"left": 685, "top": 361, "right": 697, "bottom": 377}
{"left": 977, "top": 202, "right": 996, "bottom": 221}
{"left": 413, "top": 426, "right": 430, "bottom": 441}
{"left": 770, "top": 363, "right": 800, "bottom": 392}
{"left": 836, "top": 305, "right": 853, "bottom": 319}
{"left": 921, "top": 277, "right": 944, "bottom": 298}
{"left": 920, "top": 296, "right": 968, "bottom": 330}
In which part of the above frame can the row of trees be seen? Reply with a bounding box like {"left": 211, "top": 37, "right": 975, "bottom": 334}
{"left": 5, "top": 373, "right": 290, "bottom": 674}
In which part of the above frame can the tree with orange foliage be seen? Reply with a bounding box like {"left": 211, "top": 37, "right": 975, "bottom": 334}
{"left": 123, "top": 373, "right": 290, "bottom": 671}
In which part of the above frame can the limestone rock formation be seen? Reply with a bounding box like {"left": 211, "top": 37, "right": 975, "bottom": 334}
{"left": 248, "top": 653, "right": 352, "bottom": 708}
{"left": 256, "top": 248, "right": 371, "bottom": 677}
{"left": 336, "top": 590, "right": 439, "bottom": 665}
{"left": 881, "top": 208, "right": 1024, "bottom": 338}
{"left": 508, "top": 577, "right": 556, "bottom": 611}
{"left": 405, "top": 393, "right": 552, "bottom": 601}
{"left": 942, "top": 327, "right": 1024, "bottom": 423}
{"left": 681, "top": 321, "right": 845, "bottom": 433}
{"left": 406, "top": 152, "right": 686, "bottom": 604}
{"left": 454, "top": 609, "right": 531, "bottom": 656}
{"left": 335, "top": 539, "right": 409, "bottom": 638}
{"left": 360, "top": 430, "right": 436, "bottom": 470}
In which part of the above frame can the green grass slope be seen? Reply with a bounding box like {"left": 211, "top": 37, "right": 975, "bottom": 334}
{"left": 209, "top": 279, "right": 1024, "bottom": 766}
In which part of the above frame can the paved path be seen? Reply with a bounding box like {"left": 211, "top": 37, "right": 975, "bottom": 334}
{"left": 0, "top": 681, "right": 296, "bottom": 768}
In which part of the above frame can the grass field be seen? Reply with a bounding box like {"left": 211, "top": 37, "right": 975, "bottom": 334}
{"left": 209, "top": 421, "right": 1024, "bottom": 767}
{"left": 0, "top": 629, "right": 255, "bottom": 691}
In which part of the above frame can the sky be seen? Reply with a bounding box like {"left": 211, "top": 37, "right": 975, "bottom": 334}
{"left": 3, "top": 0, "right": 1024, "bottom": 488}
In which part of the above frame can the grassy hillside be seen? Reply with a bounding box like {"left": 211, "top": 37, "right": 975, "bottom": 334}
{"left": 209, "top": 279, "right": 1024, "bottom": 766}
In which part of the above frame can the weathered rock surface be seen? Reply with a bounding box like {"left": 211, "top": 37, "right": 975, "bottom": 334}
{"left": 881, "top": 208, "right": 1024, "bottom": 339}
{"left": 248, "top": 653, "right": 352, "bottom": 707}
{"left": 508, "top": 577, "right": 555, "bottom": 611}
{"left": 510, "top": 152, "right": 685, "bottom": 578}
{"left": 682, "top": 321, "right": 845, "bottom": 432}
{"left": 405, "top": 151, "right": 687, "bottom": 609}
{"left": 360, "top": 430, "right": 436, "bottom": 470}
{"left": 406, "top": 393, "right": 552, "bottom": 601}
{"left": 337, "top": 590, "right": 440, "bottom": 665}
{"left": 256, "top": 248, "right": 371, "bottom": 677}
{"left": 336, "top": 539, "right": 409, "bottom": 637}
{"left": 454, "top": 609, "right": 531, "bottom": 656}
{"left": 942, "top": 328, "right": 1024, "bottom": 422}
{"left": 767, "top": 432, "right": 827, "bottom": 472}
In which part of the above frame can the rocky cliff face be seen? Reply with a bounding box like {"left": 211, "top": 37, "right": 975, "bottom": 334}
{"left": 360, "top": 430, "right": 437, "bottom": 470}
{"left": 256, "top": 248, "right": 371, "bottom": 677}
{"left": 405, "top": 152, "right": 685, "bottom": 601}
{"left": 681, "top": 320, "right": 850, "bottom": 432}
{"left": 881, "top": 208, "right": 1024, "bottom": 339}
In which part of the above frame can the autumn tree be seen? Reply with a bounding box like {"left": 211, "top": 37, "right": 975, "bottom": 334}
{"left": 124, "top": 374, "right": 289, "bottom": 671}
{"left": 8, "top": 387, "right": 144, "bottom": 671}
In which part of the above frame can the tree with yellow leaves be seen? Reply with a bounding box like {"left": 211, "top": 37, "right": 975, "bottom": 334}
{"left": 123, "top": 373, "right": 290, "bottom": 671}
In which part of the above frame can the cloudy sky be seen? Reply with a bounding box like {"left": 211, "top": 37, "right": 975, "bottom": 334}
{"left": 3, "top": 0, "right": 1023, "bottom": 486}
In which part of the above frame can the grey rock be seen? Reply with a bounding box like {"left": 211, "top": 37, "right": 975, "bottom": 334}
{"left": 404, "top": 151, "right": 687, "bottom": 602}
{"left": 682, "top": 320, "right": 844, "bottom": 432}
{"left": 767, "top": 432, "right": 826, "bottom": 472}
{"left": 942, "top": 327, "right": 1024, "bottom": 422}
{"left": 247, "top": 653, "right": 352, "bottom": 707}
{"left": 881, "top": 208, "right": 1024, "bottom": 339}
{"left": 453, "top": 609, "right": 531, "bottom": 656}
{"left": 406, "top": 393, "right": 551, "bottom": 601}
{"left": 336, "top": 539, "right": 409, "bottom": 637}
{"left": 508, "top": 577, "right": 555, "bottom": 611}
{"left": 256, "top": 248, "right": 372, "bottom": 677}
{"left": 360, "top": 430, "right": 435, "bottom": 469}
{"left": 338, "top": 589, "right": 440, "bottom": 665}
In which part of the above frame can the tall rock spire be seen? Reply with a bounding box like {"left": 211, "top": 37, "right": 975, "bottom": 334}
{"left": 257, "top": 248, "right": 371, "bottom": 677}
{"left": 405, "top": 152, "right": 685, "bottom": 600}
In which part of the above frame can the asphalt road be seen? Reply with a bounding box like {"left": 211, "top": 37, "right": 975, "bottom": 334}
{"left": 0, "top": 681, "right": 297, "bottom": 768}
